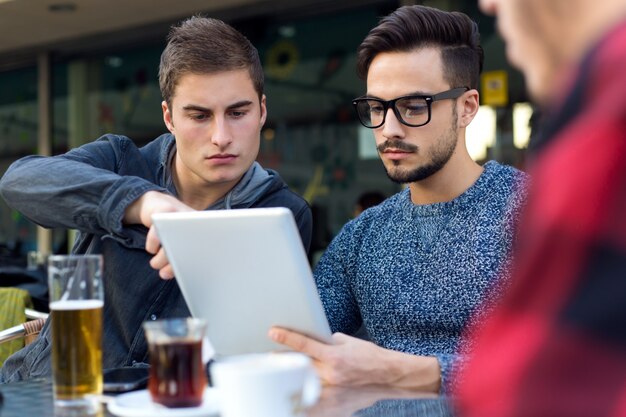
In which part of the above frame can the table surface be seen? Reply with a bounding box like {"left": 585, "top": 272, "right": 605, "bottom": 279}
{"left": 0, "top": 378, "right": 455, "bottom": 417}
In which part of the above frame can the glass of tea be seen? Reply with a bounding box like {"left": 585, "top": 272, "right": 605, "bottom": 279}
{"left": 143, "top": 318, "right": 208, "bottom": 408}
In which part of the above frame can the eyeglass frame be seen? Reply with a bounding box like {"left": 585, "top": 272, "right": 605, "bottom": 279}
{"left": 352, "top": 87, "right": 470, "bottom": 129}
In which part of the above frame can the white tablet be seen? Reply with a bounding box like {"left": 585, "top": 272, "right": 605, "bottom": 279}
{"left": 151, "top": 207, "right": 332, "bottom": 356}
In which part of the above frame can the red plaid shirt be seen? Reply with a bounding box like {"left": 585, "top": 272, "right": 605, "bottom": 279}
{"left": 455, "top": 20, "right": 626, "bottom": 417}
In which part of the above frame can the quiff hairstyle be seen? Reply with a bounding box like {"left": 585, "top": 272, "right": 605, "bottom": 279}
{"left": 159, "top": 16, "right": 264, "bottom": 105}
{"left": 357, "top": 5, "right": 483, "bottom": 90}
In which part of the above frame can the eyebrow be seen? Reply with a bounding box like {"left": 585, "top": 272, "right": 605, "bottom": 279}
{"left": 364, "top": 91, "right": 431, "bottom": 100}
{"left": 182, "top": 100, "right": 254, "bottom": 112}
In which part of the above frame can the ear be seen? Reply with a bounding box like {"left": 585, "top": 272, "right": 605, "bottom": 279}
{"left": 259, "top": 94, "right": 267, "bottom": 128}
{"left": 162, "top": 100, "right": 175, "bottom": 133}
{"left": 457, "top": 89, "right": 480, "bottom": 129}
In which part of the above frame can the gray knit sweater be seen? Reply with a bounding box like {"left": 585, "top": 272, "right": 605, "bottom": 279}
{"left": 313, "top": 161, "right": 528, "bottom": 391}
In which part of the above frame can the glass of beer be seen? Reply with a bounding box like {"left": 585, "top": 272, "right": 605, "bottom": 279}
{"left": 143, "top": 318, "right": 207, "bottom": 408}
{"left": 48, "top": 254, "right": 104, "bottom": 415}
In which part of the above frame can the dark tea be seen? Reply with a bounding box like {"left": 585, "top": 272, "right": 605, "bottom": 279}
{"left": 148, "top": 339, "right": 206, "bottom": 408}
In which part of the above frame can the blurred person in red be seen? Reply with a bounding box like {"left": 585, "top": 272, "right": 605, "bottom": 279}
{"left": 455, "top": 0, "right": 626, "bottom": 416}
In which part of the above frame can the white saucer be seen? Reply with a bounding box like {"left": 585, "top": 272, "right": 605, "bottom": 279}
{"left": 108, "top": 388, "right": 219, "bottom": 417}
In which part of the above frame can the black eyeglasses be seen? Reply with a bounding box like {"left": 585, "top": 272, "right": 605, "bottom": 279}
{"left": 352, "top": 87, "right": 469, "bottom": 128}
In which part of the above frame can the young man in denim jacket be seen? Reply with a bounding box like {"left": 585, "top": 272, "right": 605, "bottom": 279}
{"left": 0, "top": 17, "right": 311, "bottom": 381}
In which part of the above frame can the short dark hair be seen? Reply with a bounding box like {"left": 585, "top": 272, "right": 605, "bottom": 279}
{"left": 357, "top": 5, "right": 483, "bottom": 90}
{"left": 159, "top": 16, "right": 264, "bottom": 105}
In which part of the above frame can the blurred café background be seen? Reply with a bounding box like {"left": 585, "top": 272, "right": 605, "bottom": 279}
{"left": 0, "top": 0, "right": 534, "bottom": 266}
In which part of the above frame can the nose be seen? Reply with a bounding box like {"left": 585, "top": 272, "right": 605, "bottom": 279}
{"left": 478, "top": 0, "right": 498, "bottom": 15}
{"left": 211, "top": 115, "right": 233, "bottom": 149}
{"left": 380, "top": 107, "right": 404, "bottom": 139}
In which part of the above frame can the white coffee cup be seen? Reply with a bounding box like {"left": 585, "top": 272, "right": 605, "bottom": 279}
{"left": 210, "top": 352, "right": 320, "bottom": 417}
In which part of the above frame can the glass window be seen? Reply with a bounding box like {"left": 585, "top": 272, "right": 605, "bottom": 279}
{"left": 0, "top": 67, "right": 38, "bottom": 259}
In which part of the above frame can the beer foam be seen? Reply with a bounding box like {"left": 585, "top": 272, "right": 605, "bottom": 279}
{"left": 50, "top": 299, "right": 104, "bottom": 310}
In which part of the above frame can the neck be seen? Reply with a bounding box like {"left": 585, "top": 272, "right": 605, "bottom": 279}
{"left": 172, "top": 155, "right": 239, "bottom": 210}
{"left": 408, "top": 152, "right": 483, "bottom": 205}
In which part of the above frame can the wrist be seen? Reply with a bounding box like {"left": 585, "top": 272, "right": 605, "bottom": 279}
{"left": 382, "top": 350, "right": 441, "bottom": 392}
{"left": 124, "top": 190, "right": 154, "bottom": 225}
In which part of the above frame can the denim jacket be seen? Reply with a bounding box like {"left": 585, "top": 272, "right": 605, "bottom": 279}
{"left": 0, "top": 133, "right": 312, "bottom": 382}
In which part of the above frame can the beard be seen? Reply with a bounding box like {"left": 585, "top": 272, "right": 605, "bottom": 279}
{"left": 380, "top": 111, "right": 458, "bottom": 184}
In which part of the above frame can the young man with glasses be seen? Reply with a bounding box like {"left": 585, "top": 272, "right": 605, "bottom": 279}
{"left": 270, "top": 5, "right": 528, "bottom": 393}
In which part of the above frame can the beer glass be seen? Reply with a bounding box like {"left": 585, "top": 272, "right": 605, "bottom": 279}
{"left": 143, "top": 318, "right": 207, "bottom": 408}
{"left": 48, "top": 254, "right": 104, "bottom": 415}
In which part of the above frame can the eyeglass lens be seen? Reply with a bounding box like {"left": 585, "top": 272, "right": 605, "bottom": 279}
{"left": 356, "top": 97, "right": 430, "bottom": 128}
